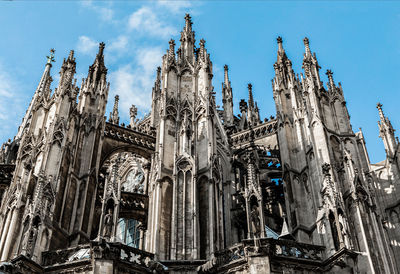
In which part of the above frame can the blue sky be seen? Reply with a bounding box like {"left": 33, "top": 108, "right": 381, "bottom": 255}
{"left": 0, "top": 1, "right": 399, "bottom": 163}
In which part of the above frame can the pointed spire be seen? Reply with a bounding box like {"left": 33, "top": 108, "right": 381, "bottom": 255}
{"left": 86, "top": 42, "right": 108, "bottom": 89}
{"left": 110, "top": 95, "right": 120, "bottom": 125}
{"left": 222, "top": 64, "right": 234, "bottom": 127}
{"left": 16, "top": 48, "right": 54, "bottom": 139}
{"left": 326, "top": 69, "right": 335, "bottom": 90}
{"left": 179, "top": 14, "right": 196, "bottom": 62}
{"left": 277, "top": 36, "right": 284, "bottom": 53}
{"left": 377, "top": 103, "right": 398, "bottom": 159}
{"left": 377, "top": 103, "right": 385, "bottom": 121}
{"left": 303, "top": 37, "right": 311, "bottom": 57}
{"left": 46, "top": 48, "right": 55, "bottom": 65}
{"left": 223, "top": 64, "right": 230, "bottom": 87}
{"left": 248, "top": 83, "right": 254, "bottom": 109}
{"left": 168, "top": 39, "right": 175, "bottom": 59}
{"left": 184, "top": 13, "right": 193, "bottom": 32}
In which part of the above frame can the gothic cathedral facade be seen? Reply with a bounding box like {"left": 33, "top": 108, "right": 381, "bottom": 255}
{"left": 0, "top": 14, "right": 399, "bottom": 274}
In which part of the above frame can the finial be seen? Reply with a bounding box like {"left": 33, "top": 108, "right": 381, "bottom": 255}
{"left": 326, "top": 69, "right": 335, "bottom": 89}
{"left": 377, "top": 102, "right": 385, "bottom": 120}
{"left": 277, "top": 36, "right": 283, "bottom": 52}
{"left": 199, "top": 38, "right": 206, "bottom": 47}
{"left": 68, "top": 50, "right": 74, "bottom": 61}
{"left": 248, "top": 83, "right": 254, "bottom": 108}
{"left": 46, "top": 48, "right": 55, "bottom": 64}
{"left": 115, "top": 95, "right": 119, "bottom": 102}
{"left": 168, "top": 39, "right": 175, "bottom": 57}
{"left": 303, "top": 37, "right": 311, "bottom": 55}
{"left": 98, "top": 42, "right": 105, "bottom": 55}
{"left": 184, "top": 13, "right": 192, "bottom": 28}
{"left": 224, "top": 64, "right": 228, "bottom": 71}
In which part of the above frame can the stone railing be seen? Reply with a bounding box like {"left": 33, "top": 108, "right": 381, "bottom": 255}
{"left": 230, "top": 120, "right": 277, "bottom": 147}
{"left": 42, "top": 240, "right": 155, "bottom": 269}
{"left": 104, "top": 122, "right": 156, "bottom": 150}
{"left": 42, "top": 244, "right": 91, "bottom": 266}
{"left": 198, "top": 238, "right": 325, "bottom": 273}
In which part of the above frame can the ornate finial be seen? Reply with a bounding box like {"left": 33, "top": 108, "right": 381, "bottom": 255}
{"left": 377, "top": 102, "right": 385, "bottom": 120}
{"left": 130, "top": 105, "right": 138, "bottom": 127}
{"left": 321, "top": 163, "right": 331, "bottom": 176}
{"left": 239, "top": 99, "right": 248, "bottom": 113}
{"left": 277, "top": 36, "right": 283, "bottom": 44}
{"left": 99, "top": 42, "right": 105, "bottom": 55}
{"left": 199, "top": 38, "right": 206, "bottom": 47}
{"left": 326, "top": 69, "right": 335, "bottom": 89}
{"left": 68, "top": 50, "right": 74, "bottom": 61}
{"left": 46, "top": 48, "right": 55, "bottom": 64}
{"left": 303, "top": 37, "right": 311, "bottom": 55}
{"left": 248, "top": 83, "right": 252, "bottom": 92}
{"left": 224, "top": 64, "right": 228, "bottom": 71}
{"left": 184, "top": 13, "right": 192, "bottom": 28}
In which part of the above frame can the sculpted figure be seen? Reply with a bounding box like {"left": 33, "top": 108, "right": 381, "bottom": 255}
{"left": 250, "top": 205, "right": 261, "bottom": 238}
{"left": 103, "top": 208, "right": 114, "bottom": 238}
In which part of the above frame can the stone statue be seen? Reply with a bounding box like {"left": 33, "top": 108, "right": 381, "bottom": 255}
{"left": 130, "top": 105, "right": 138, "bottom": 127}
{"left": 103, "top": 208, "right": 114, "bottom": 239}
{"left": 250, "top": 205, "right": 261, "bottom": 238}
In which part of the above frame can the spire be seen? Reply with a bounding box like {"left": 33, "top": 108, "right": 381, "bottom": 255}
{"left": 248, "top": 83, "right": 254, "bottom": 109}
{"left": 168, "top": 39, "right": 175, "bottom": 60}
{"left": 184, "top": 13, "right": 193, "bottom": 33}
{"left": 109, "top": 95, "right": 120, "bottom": 125}
{"left": 16, "top": 49, "right": 54, "bottom": 139}
{"left": 46, "top": 48, "right": 55, "bottom": 64}
{"left": 86, "top": 42, "right": 107, "bottom": 88}
{"left": 58, "top": 50, "right": 76, "bottom": 93}
{"left": 377, "top": 103, "right": 385, "bottom": 122}
{"left": 277, "top": 36, "right": 283, "bottom": 53}
{"left": 302, "top": 37, "right": 322, "bottom": 88}
{"left": 179, "top": 14, "right": 196, "bottom": 62}
{"left": 377, "top": 103, "right": 397, "bottom": 159}
{"left": 223, "top": 65, "right": 230, "bottom": 87}
{"left": 326, "top": 69, "right": 335, "bottom": 90}
{"left": 222, "top": 65, "right": 234, "bottom": 127}
{"left": 199, "top": 38, "right": 206, "bottom": 60}
{"left": 303, "top": 37, "right": 311, "bottom": 57}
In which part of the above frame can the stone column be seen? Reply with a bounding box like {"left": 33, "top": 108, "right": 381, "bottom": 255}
{"left": 0, "top": 209, "right": 12, "bottom": 258}
{"left": 1, "top": 207, "right": 18, "bottom": 260}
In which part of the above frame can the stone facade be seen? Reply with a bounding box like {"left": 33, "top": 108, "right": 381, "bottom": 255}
{"left": 0, "top": 14, "right": 399, "bottom": 273}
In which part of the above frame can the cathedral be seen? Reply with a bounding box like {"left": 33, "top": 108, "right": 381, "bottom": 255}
{"left": 0, "top": 14, "right": 399, "bottom": 273}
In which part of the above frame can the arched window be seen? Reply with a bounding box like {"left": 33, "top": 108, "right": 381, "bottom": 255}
{"left": 122, "top": 168, "right": 144, "bottom": 194}
{"left": 116, "top": 218, "right": 141, "bottom": 248}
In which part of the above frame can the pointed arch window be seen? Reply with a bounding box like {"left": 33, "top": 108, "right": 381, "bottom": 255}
{"left": 116, "top": 218, "right": 141, "bottom": 248}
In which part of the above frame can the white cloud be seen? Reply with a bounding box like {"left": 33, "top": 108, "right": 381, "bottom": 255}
{"left": 76, "top": 36, "right": 98, "bottom": 55}
{"left": 128, "top": 7, "right": 177, "bottom": 38}
{"left": 81, "top": 0, "right": 114, "bottom": 22}
{"left": 0, "top": 65, "right": 14, "bottom": 98}
{"left": 108, "top": 35, "right": 129, "bottom": 52}
{"left": 109, "top": 47, "right": 163, "bottom": 119}
{"left": 157, "top": 0, "right": 193, "bottom": 14}
{"left": 0, "top": 62, "right": 26, "bottom": 141}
